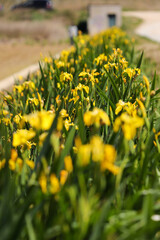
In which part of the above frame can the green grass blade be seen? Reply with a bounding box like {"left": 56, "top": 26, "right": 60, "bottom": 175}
{"left": 136, "top": 51, "right": 144, "bottom": 68}
{"left": 105, "top": 71, "right": 120, "bottom": 102}
{"left": 96, "top": 85, "right": 116, "bottom": 110}
{"left": 151, "top": 70, "right": 156, "bottom": 90}
{"left": 78, "top": 108, "right": 87, "bottom": 144}
{"left": 57, "top": 126, "right": 76, "bottom": 174}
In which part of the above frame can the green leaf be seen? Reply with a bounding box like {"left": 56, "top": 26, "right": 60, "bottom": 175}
{"left": 136, "top": 51, "right": 144, "bottom": 68}
{"left": 105, "top": 71, "right": 120, "bottom": 102}
{"left": 78, "top": 108, "right": 87, "bottom": 144}
{"left": 130, "top": 46, "right": 135, "bottom": 64}
{"left": 57, "top": 126, "right": 76, "bottom": 174}
{"left": 96, "top": 85, "right": 116, "bottom": 110}
{"left": 151, "top": 70, "right": 157, "bottom": 90}
{"left": 89, "top": 196, "right": 113, "bottom": 240}
{"left": 26, "top": 214, "right": 36, "bottom": 240}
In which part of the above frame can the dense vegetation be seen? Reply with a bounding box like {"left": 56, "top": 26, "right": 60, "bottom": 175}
{"left": 0, "top": 27, "right": 160, "bottom": 240}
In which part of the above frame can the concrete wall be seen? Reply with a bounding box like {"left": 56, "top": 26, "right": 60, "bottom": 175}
{"left": 88, "top": 4, "right": 122, "bottom": 35}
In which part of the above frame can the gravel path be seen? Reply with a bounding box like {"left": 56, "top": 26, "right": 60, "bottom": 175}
{"left": 123, "top": 11, "right": 160, "bottom": 42}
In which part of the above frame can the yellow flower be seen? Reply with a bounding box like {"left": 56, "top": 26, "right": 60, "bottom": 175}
{"left": 64, "top": 117, "right": 74, "bottom": 131}
{"left": 4, "top": 95, "right": 12, "bottom": 101}
{"left": 56, "top": 95, "right": 61, "bottom": 106}
{"left": 26, "top": 98, "right": 39, "bottom": 106}
{"left": 123, "top": 68, "right": 140, "bottom": 79}
{"left": 57, "top": 116, "right": 63, "bottom": 131}
{"left": 13, "top": 114, "right": 22, "bottom": 125}
{"left": 26, "top": 159, "right": 35, "bottom": 169}
{"left": 77, "top": 144, "right": 91, "bottom": 166}
{"left": 75, "top": 136, "right": 82, "bottom": 149}
{"left": 0, "top": 159, "right": 6, "bottom": 170}
{"left": 60, "top": 109, "right": 69, "bottom": 118}
{"left": 55, "top": 60, "right": 65, "bottom": 68}
{"left": 9, "top": 159, "right": 16, "bottom": 171}
{"left": 60, "top": 72, "right": 73, "bottom": 82}
{"left": 115, "top": 100, "right": 137, "bottom": 117}
{"left": 13, "top": 129, "right": 36, "bottom": 147}
{"left": 25, "top": 110, "right": 55, "bottom": 131}
{"left": 104, "top": 144, "right": 117, "bottom": 163}
{"left": 2, "top": 110, "right": 9, "bottom": 116}
{"left": 122, "top": 124, "right": 136, "bottom": 140}
{"left": 69, "top": 95, "right": 79, "bottom": 104}
{"left": 136, "top": 98, "right": 146, "bottom": 118}
{"left": 143, "top": 75, "right": 150, "bottom": 92}
{"left": 60, "top": 170, "right": 68, "bottom": 185}
{"left": 64, "top": 155, "right": 73, "bottom": 173}
{"left": 113, "top": 113, "right": 144, "bottom": 140}
{"left": 115, "top": 100, "right": 126, "bottom": 115}
{"left": 17, "top": 158, "right": 23, "bottom": 171}
{"left": 77, "top": 135, "right": 119, "bottom": 175}
{"left": 39, "top": 132, "right": 48, "bottom": 146}
{"left": 50, "top": 174, "right": 60, "bottom": 194}
{"left": 84, "top": 108, "right": 110, "bottom": 127}
{"left": 39, "top": 173, "right": 47, "bottom": 193}
{"left": 79, "top": 71, "right": 88, "bottom": 77}
{"left": 76, "top": 83, "right": 89, "bottom": 94}
{"left": 94, "top": 53, "right": 107, "bottom": 65}
{"left": 2, "top": 118, "right": 10, "bottom": 126}
{"left": 11, "top": 148, "right": 18, "bottom": 161}
{"left": 78, "top": 72, "right": 96, "bottom": 85}
{"left": 13, "top": 85, "right": 24, "bottom": 93}
{"left": 90, "top": 136, "right": 104, "bottom": 162}
{"left": 101, "top": 161, "right": 120, "bottom": 175}
{"left": 101, "top": 144, "right": 119, "bottom": 174}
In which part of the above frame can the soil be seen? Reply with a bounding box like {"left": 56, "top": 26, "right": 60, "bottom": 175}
{"left": 0, "top": 40, "right": 68, "bottom": 80}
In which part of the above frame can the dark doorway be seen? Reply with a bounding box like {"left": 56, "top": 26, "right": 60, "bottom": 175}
{"left": 108, "top": 14, "right": 116, "bottom": 27}
{"left": 77, "top": 20, "right": 88, "bottom": 34}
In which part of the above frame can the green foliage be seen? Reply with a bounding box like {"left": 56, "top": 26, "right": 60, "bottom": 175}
{"left": 0, "top": 27, "right": 160, "bottom": 240}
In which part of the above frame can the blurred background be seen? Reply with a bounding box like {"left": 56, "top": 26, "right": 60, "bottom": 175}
{"left": 0, "top": 0, "right": 160, "bottom": 80}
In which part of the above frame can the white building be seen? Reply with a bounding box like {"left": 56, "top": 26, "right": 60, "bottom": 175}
{"left": 88, "top": 4, "right": 122, "bottom": 35}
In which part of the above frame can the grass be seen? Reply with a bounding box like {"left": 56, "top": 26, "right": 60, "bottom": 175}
{"left": 122, "top": 16, "right": 143, "bottom": 34}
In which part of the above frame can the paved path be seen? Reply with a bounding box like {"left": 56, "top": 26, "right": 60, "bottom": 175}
{"left": 0, "top": 63, "right": 39, "bottom": 91}
{"left": 123, "top": 11, "right": 160, "bottom": 42}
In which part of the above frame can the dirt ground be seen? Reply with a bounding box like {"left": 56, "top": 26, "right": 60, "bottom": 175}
{"left": 0, "top": 16, "right": 69, "bottom": 80}
{"left": 0, "top": 40, "right": 69, "bottom": 80}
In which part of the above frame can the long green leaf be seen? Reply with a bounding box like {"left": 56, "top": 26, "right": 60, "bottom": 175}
{"left": 105, "top": 71, "right": 120, "bottom": 102}
{"left": 151, "top": 70, "right": 157, "bottom": 90}
{"left": 136, "top": 51, "right": 144, "bottom": 68}
{"left": 78, "top": 108, "right": 87, "bottom": 144}
{"left": 96, "top": 85, "right": 116, "bottom": 110}
{"left": 57, "top": 126, "right": 76, "bottom": 174}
